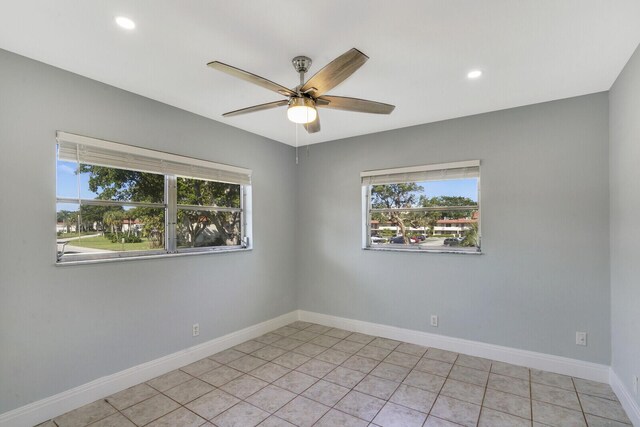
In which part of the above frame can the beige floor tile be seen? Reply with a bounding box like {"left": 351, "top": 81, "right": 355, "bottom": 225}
{"left": 332, "top": 339, "right": 366, "bottom": 354}
{"left": 415, "top": 358, "right": 453, "bottom": 377}
{"left": 246, "top": 384, "right": 297, "bottom": 413}
{"left": 309, "top": 334, "right": 341, "bottom": 348}
{"left": 478, "top": 407, "right": 531, "bottom": 427}
{"left": 227, "top": 354, "right": 267, "bottom": 373}
{"left": 316, "top": 348, "right": 351, "bottom": 365}
{"left": 293, "top": 342, "right": 327, "bottom": 357}
{"left": 395, "top": 342, "right": 428, "bottom": 357}
{"left": 198, "top": 365, "right": 243, "bottom": 387}
{"left": 532, "top": 382, "right": 581, "bottom": 411}
{"left": 483, "top": 388, "right": 531, "bottom": 419}
{"left": 306, "top": 324, "right": 332, "bottom": 334}
{"left": 302, "top": 379, "right": 350, "bottom": 406}
{"left": 574, "top": 378, "right": 619, "bottom": 401}
{"left": 275, "top": 396, "right": 330, "bottom": 427}
{"left": 273, "top": 370, "right": 318, "bottom": 394}
{"left": 532, "top": 400, "right": 587, "bottom": 427}
{"left": 233, "top": 340, "right": 266, "bottom": 354}
{"left": 257, "top": 415, "right": 297, "bottom": 426}
{"left": 163, "top": 377, "right": 214, "bottom": 404}
{"left": 424, "top": 348, "right": 458, "bottom": 363}
{"left": 384, "top": 350, "right": 421, "bottom": 369}
{"left": 290, "top": 330, "right": 321, "bottom": 342}
{"left": 54, "top": 399, "right": 117, "bottom": 427}
{"left": 357, "top": 344, "right": 393, "bottom": 361}
{"left": 488, "top": 372, "right": 530, "bottom": 398}
{"left": 455, "top": 354, "right": 492, "bottom": 372}
{"left": 324, "top": 328, "right": 353, "bottom": 339}
{"left": 440, "top": 378, "right": 485, "bottom": 405}
{"left": 314, "top": 408, "right": 368, "bottom": 427}
{"left": 209, "top": 348, "right": 245, "bottom": 364}
{"left": 323, "top": 366, "right": 367, "bottom": 388}
{"left": 250, "top": 345, "right": 287, "bottom": 361}
{"left": 180, "top": 357, "right": 221, "bottom": 376}
{"left": 288, "top": 321, "right": 313, "bottom": 330}
{"left": 254, "top": 332, "right": 284, "bottom": 345}
{"left": 354, "top": 374, "right": 400, "bottom": 400}
{"left": 531, "top": 369, "right": 575, "bottom": 391}
{"left": 272, "top": 326, "right": 298, "bottom": 337}
{"left": 370, "top": 337, "right": 401, "bottom": 350}
{"left": 106, "top": 383, "right": 158, "bottom": 410}
{"left": 271, "top": 351, "right": 310, "bottom": 369}
{"left": 248, "top": 361, "right": 291, "bottom": 382}
{"left": 34, "top": 421, "right": 57, "bottom": 427}
{"left": 185, "top": 389, "right": 240, "bottom": 420}
{"left": 296, "top": 358, "right": 337, "bottom": 378}
{"left": 389, "top": 383, "right": 437, "bottom": 413}
{"left": 579, "top": 394, "right": 631, "bottom": 424}
{"left": 212, "top": 401, "right": 269, "bottom": 427}
{"left": 121, "top": 394, "right": 179, "bottom": 426}
{"left": 89, "top": 413, "right": 136, "bottom": 427}
{"left": 145, "top": 407, "right": 206, "bottom": 427}
{"left": 424, "top": 415, "right": 465, "bottom": 426}
{"left": 491, "top": 361, "right": 530, "bottom": 380}
{"left": 220, "top": 374, "right": 268, "bottom": 399}
{"left": 372, "top": 401, "right": 427, "bottom": 427}
{"left": 430, "top": 395, "right": 481, "bottom": 427}
{"left": 345, "top": 332, "right": 376, "bottom": 344}
{"left": 584, "top": 413, "right": 633, "bottom": 426}
{"left": 449, "top": 365, "right": 489, "bottom": 387}
{"left": 403, "top": 369, "right": 446, "bottom": 393}
{"left": 335, "top": 390, "right": 386, "bottom": 422}
{"left": 271, "top": 337, "right": 306, "bottom": 351}
{"left": 370, "top": 362, "right": 411, "bottom": 382}
{"left": 342, "top": 354, "right": 380, "bottom": 374}
{"left": 146, "top": 370, "right": 192, "bottom": 392}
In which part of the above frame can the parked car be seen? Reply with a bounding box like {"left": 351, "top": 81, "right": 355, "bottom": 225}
{"left": 444, "top": 237, "right": 464, "bottom": 246}
{"left": 390, "top": 236, "right": 418, "bottom": 244}
{"left": 370, "top": 236, "right": 387, "bottom": 243}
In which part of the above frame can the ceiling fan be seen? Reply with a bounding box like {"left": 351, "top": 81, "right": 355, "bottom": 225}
{"left": 206, "top": 48, "right": 395, "bottom": 134}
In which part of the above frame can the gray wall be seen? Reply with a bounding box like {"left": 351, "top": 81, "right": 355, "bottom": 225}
{"left": 0, "top": 49, "right": 297, "bottom": 413}
{"left": 610, "top": 43, "right": 640, "bottom": 408}
{"left": 295, "top": 93, "right": 611, "bottom": 364}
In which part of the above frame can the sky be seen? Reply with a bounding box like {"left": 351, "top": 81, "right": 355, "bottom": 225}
{"left": 416, "top": 178, "right": 478, "bottom": 202}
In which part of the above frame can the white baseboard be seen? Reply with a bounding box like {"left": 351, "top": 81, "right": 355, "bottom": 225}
{"left": 0, "top": 311, "right": 299, "bottom": 427}
{"left": 298, "top": 310, "right": 610, "bottom": 383}
{"left": 610, "top": 369, "right": 640, "bottom": 426}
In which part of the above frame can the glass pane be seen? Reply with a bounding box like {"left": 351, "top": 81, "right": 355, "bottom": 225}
{"left": 78, "top": 164, "right": 164, "bottom": 203}
{"left": 370, "top": 209, "right": 479, "bottom": 251}
{"left": 370, "top": 178, "right": 479, "bottom": 208}
{"left": 177, "top": 177, "right": 240, "bottom": 208}
{"left": 57, "top": 203, "right": 164, "bottom": 258}
{"left": 56, "top": 159, "right": 80, "bottom": 198}
{"left": 176, "top": 209, "right": 241, "bottom": 248}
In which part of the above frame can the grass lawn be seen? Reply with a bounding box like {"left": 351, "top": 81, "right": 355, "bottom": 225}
{"left": 67, "top": 235, "right": 157, "bottom": 251}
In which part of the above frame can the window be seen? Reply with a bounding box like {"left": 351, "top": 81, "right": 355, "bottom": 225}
{"left": 56, "top": 132, "right": 252, "bottom": 263}
{"left": 361, "top": 160, "right": 480, "bottom": 253}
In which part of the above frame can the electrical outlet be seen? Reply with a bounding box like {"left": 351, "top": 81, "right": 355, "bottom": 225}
{"left": 430, "top": 315, "right": 438, "bottom": 327}
{"left": 633, "top": 375, "right": 638, "bottom": 395}
{"left": 192, "top": 323, "right": 200, "bottom": 337}
{"left": 575, "top": 331, "right": 587, "bottom": 346}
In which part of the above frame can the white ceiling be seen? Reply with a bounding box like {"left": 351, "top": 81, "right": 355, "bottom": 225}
{"left": 1, "top": 1, "right": 639, "bottom": 146}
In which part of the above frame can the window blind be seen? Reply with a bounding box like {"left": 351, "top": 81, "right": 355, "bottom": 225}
{"left": 56, "top": 131, "right": 252, "bottom": 185}
{"left": 361, "top": 160, "right": 479, "bottom": 186}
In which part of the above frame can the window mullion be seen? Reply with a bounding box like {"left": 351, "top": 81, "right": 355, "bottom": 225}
{"left": 166, "top": 175, "right": 177, "bottom": 253}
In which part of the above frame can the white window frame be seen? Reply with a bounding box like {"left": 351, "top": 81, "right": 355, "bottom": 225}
{"left": 361, "top": 160, "right": 481, "bottom": 254}
{"left": 56, "top": 132, "right": 253, "bottom": 264}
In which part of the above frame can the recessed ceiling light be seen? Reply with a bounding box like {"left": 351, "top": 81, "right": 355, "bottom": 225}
{"left": 467, "top": 70, "right": 483, "bottom": 79}
{"left": 115, "top": 16, "right": 136, "bottom": 30}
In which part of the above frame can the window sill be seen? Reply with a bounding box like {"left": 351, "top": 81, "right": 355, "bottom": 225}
{"left": 56, "top": 247, "right": 252, "bottom": 266}
{"left": 363, "top": 246, "right": 482, "bottom": 255}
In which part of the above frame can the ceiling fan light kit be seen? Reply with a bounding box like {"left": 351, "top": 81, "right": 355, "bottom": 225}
{"left": 207, "top": 48, "right": 395, "bottom": 134}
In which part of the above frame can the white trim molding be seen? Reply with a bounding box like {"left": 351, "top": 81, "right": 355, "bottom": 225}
{"left": 0, "top": 311, "right": 298, "bottom": 427}
{"left": 610, "top": 369, "right": 640, "bottom": 426}
{"left": 298, "top": 310, "right": 610, "bottom": 383}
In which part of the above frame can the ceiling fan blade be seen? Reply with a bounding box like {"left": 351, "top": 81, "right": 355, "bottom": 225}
{"left": 304, "top": 115, "right": 321, "bottom": 134}
{"left": 207, "top": 61, "right": 296, "bottom": 97}
{"left": 317, "top": 95, "right": 395, "bottom": 114}
{"left": 301, "top": 48, "right": 368, "bottom": 97}
{"left": 222, "top": 100, "right": 289, "bottom": 117}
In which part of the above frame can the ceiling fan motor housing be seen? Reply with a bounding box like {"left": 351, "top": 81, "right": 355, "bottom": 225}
{"left": 292, "top": 56, "right": 312, "bottom": 74}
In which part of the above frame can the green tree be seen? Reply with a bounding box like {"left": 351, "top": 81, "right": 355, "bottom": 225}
{"left": 420, "top": 196, "right": 477, "bottom": 235}
{"left": 57, "top": 210, "right": 77, "bottom": 233}
{"left": 103, "top": 210, "right": 124, "bottom": 235}
{"left": 371, "top": 183, "right": 423, "bottom": 244}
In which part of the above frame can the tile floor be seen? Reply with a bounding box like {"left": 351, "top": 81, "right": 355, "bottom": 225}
{"left": 38, "top": 321, "right": 632, "bottom": 427}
